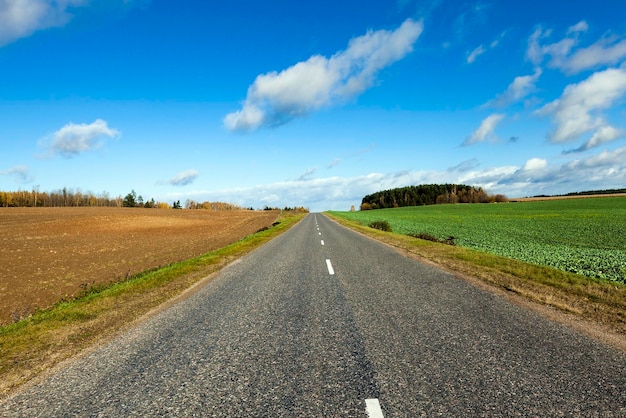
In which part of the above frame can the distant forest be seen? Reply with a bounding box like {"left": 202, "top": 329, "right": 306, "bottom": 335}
{"left": 537, "top": 188, "right": 626, "bottom": 198}
{"left": 0, "top": 188, "right": 239, "bottom": 210}
{"left": 1, "top": 188, "right": 126, "bottom": 208}
{"left": 0, "top": 188, "right": 306, "bottom": 211}
{"left": 360, "top": 184, "right": 508, "bottom": 210}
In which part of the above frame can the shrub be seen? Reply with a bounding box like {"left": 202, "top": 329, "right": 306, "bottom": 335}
{"left": 368, "top": 220, "right": 392, "bottom": 232}
{"left": 408, "top": 232, "right": 456, "bottom": 245}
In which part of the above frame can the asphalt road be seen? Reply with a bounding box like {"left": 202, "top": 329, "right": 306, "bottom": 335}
{"left": 2, "top": 213, "right": 625, "bottom": 416}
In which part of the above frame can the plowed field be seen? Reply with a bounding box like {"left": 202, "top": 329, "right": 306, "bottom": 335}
{"left": 0, "top": 208, "right": 279, "bottom": 325}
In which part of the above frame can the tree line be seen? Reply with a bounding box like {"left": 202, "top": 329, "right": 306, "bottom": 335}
{"left": 1, "top": 188, "right": 125, "bottom": 208}
{"left": 0, "top": 188, "right": 244, "bottom": 210}
{"left": 360, "top": 184, "right": 508, "bottom": 210}
{"left": 562, "top": 188, "right": 626, "bottom": 197}
{"left": 184, "top": 199, "right": 244, "bottom": 210}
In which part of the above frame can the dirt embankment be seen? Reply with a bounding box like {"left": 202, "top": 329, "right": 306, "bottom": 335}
{"left": 0, "top": 208, "right": 279, "bottom": 325}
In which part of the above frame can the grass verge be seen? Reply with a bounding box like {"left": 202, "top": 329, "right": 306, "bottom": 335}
{"left": 325, "top": 213, "right": 626, "bottom": 349}
{"left": 0, "top": 212, "right": 305, "bottom": 397}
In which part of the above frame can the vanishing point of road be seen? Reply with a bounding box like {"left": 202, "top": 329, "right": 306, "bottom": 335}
{"left": 2, "top": 213, "right": 625, "bottom": 416}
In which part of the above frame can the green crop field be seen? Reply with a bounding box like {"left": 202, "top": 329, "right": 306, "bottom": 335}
{"left": 329, "top": 197, "right": 626, "bottom": 283}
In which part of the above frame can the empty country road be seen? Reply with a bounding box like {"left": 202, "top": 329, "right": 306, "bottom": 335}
{"left": 2, "top": 213, "right": 625, "bottom": 416}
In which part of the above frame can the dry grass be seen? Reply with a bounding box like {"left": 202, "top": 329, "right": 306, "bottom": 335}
{"left": 325, "top": 213, "right": 626, "bottom": 351}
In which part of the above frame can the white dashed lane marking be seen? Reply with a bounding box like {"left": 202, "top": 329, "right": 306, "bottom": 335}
{"left": 365, "top": 399, "right": 384, "bottom": 417}
{"left": 325, "top": 259, "right": 335, "bottom": 275}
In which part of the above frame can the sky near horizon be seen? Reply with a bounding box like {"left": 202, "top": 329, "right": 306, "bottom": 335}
{"left": 2, "top": 0, "right": 626, "bottom": 211}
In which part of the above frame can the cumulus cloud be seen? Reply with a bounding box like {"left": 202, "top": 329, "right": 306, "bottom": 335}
{"left": 522, "top": 157, "right": 548, "bottom": 171}
{"left": 495, "top": 147, "right": 626, "bottom": 196}
{"left": 526, "top": 22, "right": 583, "bottom": 69}
{"left": 566, "top": 145, "right": 626, "bottom": 171}
{"left": 0, "top": 0, "right": 86, "bottom": 47}
{"left": 537, "top": 68, "right": 626, "bottom": 145}
{"left": 463, "top": 113, "right": 505, "bottom": 145}
{"left": 224, "top": 19, "right": 423, "bottom": 132}
{"left": 469, "top": 148, "right": 626, "bottom": 197}
{"left": 526, "top": 27, "right": 551, "bottom": 66}
{"left": 168, "top": 145, "right": 626, "bottom": 211}
{"left": 563, "top": 126, "right": 626, "bottom": 154}
{"left": 41, "top": 119, "right": 120, "bottom": 158}
{"left": 564, "top": 38, "right": 626, "bottom": 74}
{"left": 526, "top": 21, "right": 626, "bottom": 74}
{"left": 169, "top": 169, "right": 199, "bottom": 186}
{"left": 488, "top": 68, "right": 542, "bottom": 107}
{"left": 178, "top": 171, "right": 458, "bottom": 212}
{"left": 0, "top": 165, "right": 33, "bottom": 183}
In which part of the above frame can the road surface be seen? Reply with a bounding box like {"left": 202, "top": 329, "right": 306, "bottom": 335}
{"left": 2, "top": 213, "right": 625, "bottom": 416}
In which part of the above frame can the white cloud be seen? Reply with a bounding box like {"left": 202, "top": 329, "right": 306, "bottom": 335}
{"left": 567, "top": 20, "right": 589, "bottom": 35}
{"left": 526, "top": 27, "right": 547, "bottom": 66}
{"left": 584, "top": 126, "right": 626, "bottom": 149}
{"left": 42, "top": 119, "right": 120, "bottom": 157}
{"left": 526, "top": 23, "right": 581, "bottom": 69}
{"left": 521, "top": 157, "right": 548, "bottom": 171}
{"left": 526, "top": 21, "right": 626, "bottom": 74}
{"left": 175, "top": 171, "right": 458, "bottom": 212}
{"left": 450, "top": 147, "right": 626, "bottom": 197}
{"left": 169, "top": 169, "right": 199, "bottom": 186}
{"left": 488, "top": 68, "right": 542, "bottom": 107}
{"left": 166, "top": 145, "right": 626, "bottom": 211}
{"left": 297, "top": 167, "right": 317, "bottom": 181}
{"left": 564, "top": 125, "right": 626, "bottom": 154}
{"left": 0, "top": 1, "right": 149, "bottom": 47}
{"left": 447, "top": 158, "right": 480, "bottom": 173}
{"left": 463, "top": 113, "right": 505, "bottom": 145}
{"left": 567, "top": 145, "right": 626, "bottom": 169}
{"left": 537, "top": 68, "right": 626, "bottom": 144}
{"left": 467, "top": 30, "right": 507, "bottom": 64}
{"left": 490, "top": 30, "right": 507, "bottom": 48}
{"left": 224, "top": 18, "right": 423, "bottom": 131}
{"left": 499, "top": 147, "right": 626, "bottom": 195}
{"left": 475, "top": 148, "right": 626, "bottom": 196}
{"left": 564, "top": 38, "right": 626, "bottom": 74}
{"left": 467, "top": 44, "right": 485, "bottom": 64}
{"left": 456, "top": 165, "right": 519, "bottom": 193}
{"left": 0, "top": 165, "right": 33, "bottom": 183}
{"left": 0, "top": 0, "right": 85, "bottom": 47}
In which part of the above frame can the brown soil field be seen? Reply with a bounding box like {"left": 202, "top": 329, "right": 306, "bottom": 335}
{"left": 0, "top": 207, "right": 279, "bottom": 325}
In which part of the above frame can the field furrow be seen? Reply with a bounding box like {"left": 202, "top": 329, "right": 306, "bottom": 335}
{"left": 0, "top": 208, "right": 279, "bottom": 325}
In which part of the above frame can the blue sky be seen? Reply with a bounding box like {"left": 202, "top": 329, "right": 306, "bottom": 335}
{"left": 2, "top": 0, "right": 626, "bottom": 211}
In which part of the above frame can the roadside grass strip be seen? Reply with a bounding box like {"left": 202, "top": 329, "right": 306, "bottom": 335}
{"left": 330, "top": 197, "right": 626, "bottom": 283}
{"left": 325, "top": 211, "right": 626, "bottom": 347}
{"left": 0, "top": 212, "right": 306, "bottom": 396}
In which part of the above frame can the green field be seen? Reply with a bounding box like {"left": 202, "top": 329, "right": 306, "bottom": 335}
{"left": 329, "top": 197, "right": 626, "bottom": 283}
